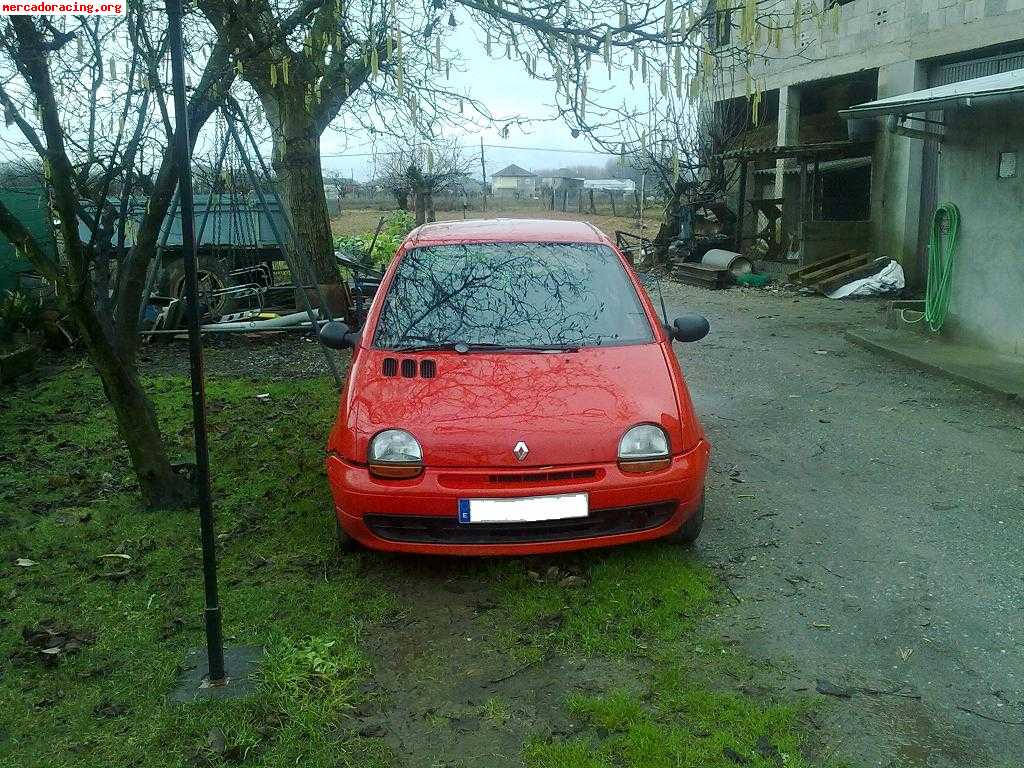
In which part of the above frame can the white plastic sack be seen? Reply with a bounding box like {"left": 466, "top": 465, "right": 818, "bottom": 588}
{"left": 827, "top": 260, "right": 905, "bottom": 299}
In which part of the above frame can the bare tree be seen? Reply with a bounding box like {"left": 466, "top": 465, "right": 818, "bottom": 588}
{"left": 198, "top": 0, "right": 504, "bottom": 300}
{"left": 0, "top": 9, "right": 237, "bottom": 507}
{"left": 199, "top": 0, "right": 820, "bottom": 280}
{"left": 377, "top": 140, "right": 474, "bottom": 225}
{"left": 463, "top": 0, "right": 820, "bottom": 251}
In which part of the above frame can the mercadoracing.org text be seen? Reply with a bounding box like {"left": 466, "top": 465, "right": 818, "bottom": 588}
{"left": 2, "top": 1, "right": 124, "bottom": 14}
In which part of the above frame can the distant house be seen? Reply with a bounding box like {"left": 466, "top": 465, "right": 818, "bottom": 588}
{"left": 491, "top": 164, "right": 537, "bottom": 198}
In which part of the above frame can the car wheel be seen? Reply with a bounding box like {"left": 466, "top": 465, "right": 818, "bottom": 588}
{"left": 165, "top": 256, "right": 238, "bottom": 316}
{"left": 666, "top": 494, "right": 704, "bottom": 546}
{"left": 334, "top": 516, "right": 359, "bottom": 552}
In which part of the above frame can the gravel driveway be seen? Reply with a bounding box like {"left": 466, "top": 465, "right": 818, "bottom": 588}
{"left": 138, "top": 275, "right": 1023, "bottom": 766}
{"left": 659, "top": 281, "right": 1024, "bottom": 767}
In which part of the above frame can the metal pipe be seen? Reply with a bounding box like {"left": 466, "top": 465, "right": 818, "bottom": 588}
{"left": 166, "top": 0, "right": 225, "bottom": 685}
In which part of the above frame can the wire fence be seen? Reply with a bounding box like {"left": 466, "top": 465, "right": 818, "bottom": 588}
{"left": 330, "top": 187, "right": 653, "bottom": 218}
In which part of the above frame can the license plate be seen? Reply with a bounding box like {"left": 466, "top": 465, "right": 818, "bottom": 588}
{"left": 458, "top": 493, "right": 589, "bottom": 524}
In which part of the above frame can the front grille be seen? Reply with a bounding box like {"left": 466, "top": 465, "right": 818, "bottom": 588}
{"left": 488, "top": 469, "right": 597, "bottom": 484}
{"left": 382, "top": 358, "right": 398, "bottom": 377}
{"left": 400, "top": 359, "right": 417, "bottom": 378}
{"left": 438, "top": 468, "right": 602, "bottom": 489}
{"left": 364, "top": 502, "right": 676, "bottom": 545}
{"left": 420, "top": 359, "right": 436, "bottom": 378}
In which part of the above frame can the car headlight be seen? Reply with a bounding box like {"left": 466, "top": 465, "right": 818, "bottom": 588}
{"left": 368, "top": 429, "right": 423, "bottom": 479}
{"left": 618, "top": 424, "right": 671, "bottom": 473}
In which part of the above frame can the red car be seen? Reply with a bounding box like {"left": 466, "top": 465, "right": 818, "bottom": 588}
{"left": 320, "top": 219, "right": 710, "bottom": 556}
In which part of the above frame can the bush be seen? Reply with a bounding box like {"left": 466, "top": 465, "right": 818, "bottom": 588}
{"left": 334, "top": 210, "right": 415, "bottom": 268}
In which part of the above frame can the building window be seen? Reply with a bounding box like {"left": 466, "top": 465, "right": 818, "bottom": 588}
{"left": 998, "top": 151, "right": 1017, "bottom": 179}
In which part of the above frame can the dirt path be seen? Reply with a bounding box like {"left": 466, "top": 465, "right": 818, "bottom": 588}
{"left": 658, "top": 282, "right": 1024, "bottom": 767}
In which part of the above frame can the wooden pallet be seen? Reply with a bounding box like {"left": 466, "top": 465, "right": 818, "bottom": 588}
{"left": 674, "top": 263, "right": 733, "bottom": 290}
{"left": 789, "top": 251, "right": 880, "bottom": 293}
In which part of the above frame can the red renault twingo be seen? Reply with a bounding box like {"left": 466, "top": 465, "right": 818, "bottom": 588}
{"left": 319, "top": 219, "right": 710, "bottom": 556}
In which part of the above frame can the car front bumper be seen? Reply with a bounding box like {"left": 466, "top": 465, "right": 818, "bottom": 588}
{"left": 325, "top": 440, "right": 710, "bottom": 556}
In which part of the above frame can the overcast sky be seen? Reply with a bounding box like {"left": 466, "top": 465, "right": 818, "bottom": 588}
{"left": 0, "top": 19, "right": 622, "bottom": 182}
{"left": 319, "top": 23, "right": 617, "bottom": 181}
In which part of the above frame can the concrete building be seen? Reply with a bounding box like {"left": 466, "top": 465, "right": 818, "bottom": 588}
{"left": 491, "top": 164, "right": 538, "bottom": 198}
{"left": 711, "top": 0, "right": 1024, "bottom": 356}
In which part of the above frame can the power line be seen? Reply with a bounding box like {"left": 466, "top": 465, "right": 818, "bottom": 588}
{"left": 320, "top": 142, "right": 611, "bottom": 159}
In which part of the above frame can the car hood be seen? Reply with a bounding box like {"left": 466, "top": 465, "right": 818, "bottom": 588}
{"left": 330, "top": 343, "right": 697, "bottom": 467}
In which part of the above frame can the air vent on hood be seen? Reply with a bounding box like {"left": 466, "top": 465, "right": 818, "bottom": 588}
{"left": 400, "top": 359, "right": 417, "bottom": 378}
{"left": 420, "top": 359, "right": 436, "bottom": 378}
{"left": 382, "top": 358, "right": 398, "bottom": 377}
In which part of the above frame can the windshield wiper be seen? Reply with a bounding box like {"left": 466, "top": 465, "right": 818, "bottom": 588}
{"left": 388, "top": 341, "right": 579, "bottom": 353}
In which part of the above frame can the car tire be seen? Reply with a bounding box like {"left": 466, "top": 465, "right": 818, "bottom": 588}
{"left": 665, "top": 494, "right": 704, "bottom": 546}
{"left": 334, "top": 516, "right": 359, "bottom": 552}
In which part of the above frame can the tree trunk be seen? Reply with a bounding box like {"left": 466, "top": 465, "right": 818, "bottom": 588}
{"left": 68, "top": 297, "right": 190, "bottom": 508}
{"left": 414, "top": 189, "right": 427, "bottom": 226}
{"left": 425, "top": 191, "right": 436, "bottom": 223}
{"left": 273, "top": 125, "right": 337, "bottom": 284}
{"left": 269, "top": 104, "right": 354, "bottom": 323}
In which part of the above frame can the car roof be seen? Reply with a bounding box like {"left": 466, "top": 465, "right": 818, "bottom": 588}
{"left": 402, "top": 218, "right": 610, "bottom": 247}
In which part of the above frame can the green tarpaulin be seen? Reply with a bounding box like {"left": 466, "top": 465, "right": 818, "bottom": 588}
{"left": 0, "top": 186, "right": 55, "bottom": 293}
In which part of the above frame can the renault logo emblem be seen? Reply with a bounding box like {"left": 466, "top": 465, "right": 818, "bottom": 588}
{"left": 513, "top": 441, "right": 529, "bottom": 461}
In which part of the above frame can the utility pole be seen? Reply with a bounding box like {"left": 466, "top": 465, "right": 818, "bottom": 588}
{"left": 480, "top": 137, "right": 487, "bottom": 212}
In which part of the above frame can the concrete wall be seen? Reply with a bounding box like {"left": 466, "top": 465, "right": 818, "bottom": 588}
{"left": 936, "top": 101, "right": 1024, "bottom": 356}
{"left": 716, "top": 0, "right": 1024, "bottom": 98}
{"left": 870, "top": 61, "right": 928, "bottom": 284}
{"left": 801, "top": 219, "right": 873, "bottom": 265}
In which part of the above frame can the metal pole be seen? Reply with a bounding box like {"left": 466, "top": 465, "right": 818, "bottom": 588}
{"left": 479, "top": 137, "right": 487, "bottom": 212}
{"left": 735, "top": 160, "right": 748, "bottom": 253}
{"left": 166, "top": 0, "right": 225, "bottom": 684}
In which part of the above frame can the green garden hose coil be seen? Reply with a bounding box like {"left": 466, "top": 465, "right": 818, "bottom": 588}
{"left": 924, "top": 203, "right": 960, "bottom": 332}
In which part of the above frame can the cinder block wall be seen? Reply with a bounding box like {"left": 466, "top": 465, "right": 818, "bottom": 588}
{"left": 937, "top": 102, "right": 1024, "bottom": 356}
{"left": 718, "top": 0, "right": 1024, "bottom": 94}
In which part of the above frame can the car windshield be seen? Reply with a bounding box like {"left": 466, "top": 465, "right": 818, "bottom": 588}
{"left": 372, "top": 242, "right": 655, "bottom": 350}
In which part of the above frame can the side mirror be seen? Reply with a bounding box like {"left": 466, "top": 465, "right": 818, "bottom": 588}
{"left": 671, "top": 314, "right": 710, "bottom": 343}
{"left": 319, "top": 320, "right": 359, "bottom": 349}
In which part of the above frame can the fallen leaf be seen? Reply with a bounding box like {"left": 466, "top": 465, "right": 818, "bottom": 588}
{"left": 15, "top": 558, "right": 38, "bottom": 567}
{"left": 98, "top": 553, "right": 131, "bottom": 560}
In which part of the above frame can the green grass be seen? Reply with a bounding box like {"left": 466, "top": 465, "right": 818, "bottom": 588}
{"left": 482, "top": 547, "right": 714, "bottom": 663}
{"left": 0, "top": 365, "right": 394, "bottom": 768}
{"left": 1, "top": 362, "right": 835, "bottom": 767}
{"left": 523, "top": 670, "right": 817, "bottom": 768}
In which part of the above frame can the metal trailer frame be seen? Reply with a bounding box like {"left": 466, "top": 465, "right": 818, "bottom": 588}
{"left": 139, "top": 103, "right": 342, "bottom": 385}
